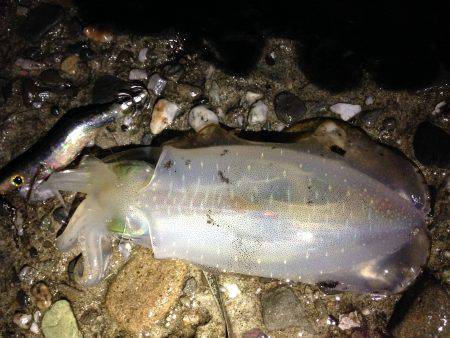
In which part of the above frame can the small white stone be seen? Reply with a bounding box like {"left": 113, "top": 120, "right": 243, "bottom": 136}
{"left": 14, "top": 313, "right": 32, "bottom": 329}
{"left": 273, "top": 122, "right": 286, "bottom": 132}
{"left": 129, "top": 69, "right": 148, "bottom": 81}
{"left": 248, "top": 100, "right": 268, "bottom": 125}
{"left": 188, "top": 105, "right": 219, "bottom": 132}
{"left": 432, "top": 100, "right": 446, "bottom": 115}
{"left": 365, "top": 96, "right": 374, "bottom": 105}
{"left": 33, "top": 310, "right": 42, "bottom": 322}
{"left": 118, "top": 242, "right": 133, "bottom": 260}
{"left": 138, "top": 47, "right": 149, "bottom": 63}
{"left": 338, "top": 311, "right": 361, "bottom": 330}
{"left": 30, "top": 322, "right": 40, "bottom": 334}
{"left": 150, "top": 99, "right": 179, "bottom": 135}
{"left": 244, "top": 91, "right": 263, "bottom": 105}
{"left": 220, "top": 283, "right": 241, "bottom": 299}
{"left": 330, "top": 103, "right": 362, "bottom": 121}
{"left": 147, "top": 73, "right": 167, "bottom": 96}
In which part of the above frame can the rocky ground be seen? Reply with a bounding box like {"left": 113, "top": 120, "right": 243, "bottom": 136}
{"left": 0, "top": 1, "right": 449, "bottom": 337}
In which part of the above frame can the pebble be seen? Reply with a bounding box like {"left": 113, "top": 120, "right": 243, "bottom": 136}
{"left": 21, "top": 77, "right": 49, "bottom": 107}
{"left": 15, "top": 58, "right": 45, "bottom": 70}
{"left": 432, "top": 101, "right": 446, "bottom": 115}
{"left": 357, "top": 108, "right": 383, "bottom": 128}
{"left": 138, "top": 47, "right": 149, "bottom": 63}
{"left": 172, "top": 83, "right": 202, "bottom": 101}
{"left": 83, "top": 26, "right": 113, "bottom": 43}
{"left": 30, "top": 322, "right": 40, "bottom": 334}
{"left": 380, "top": 117, "right": 397, "bottom": 132}
{"left": 248, "top": 100, "right": 268, "bottom": 125}
{"left": 274, "top": 91, "right": 307, "bottom": 125}
{"left": 207, "top": 81, "right": 220, "bottom": 105}
{"left": 13, "top": 313, "right": 32, "bottom": 329}
{"left": 34, "top": 310, "right": 42, "bottom": 322}
{"left": 129, "top": 69, "right": 148, "bottom": 81}
{"left": 31, "top": 282, "right": 52, "bottom": 310}
{"left": 261, "top": 286, "right": 310, "bottom": 331}
{"left": 17, "top": 289, "right": 31, "bottom": 308}
{"left": 245, "top": 91, "right": 263, "bottom": 106}
{"left": 330, "top": 103, "right": 362, "bottom": 120}
{"left": 162, "top": 63, "right": 184, "bottom": 82}
{"left": 147, "top": 73, "right": 167, "bottom": 96}
{"left": 413, "top": 121, "right": 450, "bottom": 168}
{"left": 183, "top": 277, "right": 197, "bottom": 296}
{"left": 365, "top": 96, "right": 374, "bottom": 105}
{"left": 60, "top": 55, "right": 82, "bottom": 76}
{"left": 42, "top": 300, "right": 82, "bottom": 338}
{"left": 105, "top": 248, "right": 188, "bottom": 334}
{"left": 19, "top": 4, "right": 63, "bottom": 41}
{"left": 141, "top": 132, "right": 153, "bottom": 145}
{"left": 117, "top": 50, "right": 134, "bottom": 63}
{"left": 338, "top": 311, "right": 361, "bottom": 330}
{"left": 52, "top": 207, "right": 68, "bottom": 225}
{"left": 18, "top": 265, "right": 37, "bottom": 284}
{"left": 150, "top": 99, "right": 180, "bottom": 134}
{"left": 188, "top": 105, "right": 219, "bottom": 132}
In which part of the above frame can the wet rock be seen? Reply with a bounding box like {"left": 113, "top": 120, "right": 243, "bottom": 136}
{"left": 274, "top": 91, "right": 306, "bottom": 125}
{"left": 432, "top": 101, "right": 446, "bottom": 115}
{"left": 207, "top": 81, "right": 220, "bottom": 105}
{"left": 17, "top": 289, "right": 31, "bottom": 308}
{"left": 30, "top": 321, "right": 40, "bottom": 334}
{"left": 413, "top": 121, "right": 450, "bottom": 168}
{"left": 162, "top": 63, "right": 184, "bottom": 82}
{"left": 31, "top": 282, "right": 52, "bottom": 310}
{"left": 379, "top": 117, "right": 397, "bottom": 139}
{"left": 330, "top": 103, "right": 362, "bottom": 121}
{"left": 150, "top": 99, "right": 180, "bottom": 134}
{"left": 129, "top": 69, "right": 147, "bottom": 81}
{"left": 392, "top": 279, "right": 450, "bottom": 337}
{"left": 20, "top": 4, "right": 63, "bottom": 41}
{"left": 105, "top": 248, "right": 188, "bottom": 334}
{"left": 166, "top": 82, "right": 202, "bottom": 101}
{"left": 141, "top": 132, "right": 153, "bottom": 145}
{"left": 13, "top": 313, "right": 32, "bottom": 329}
{"left": 189, "top": 105, "right": 219, "bottom": 132}
{"left": 147, "top": 73, "right": 167, "bottom": 96}
{"left": 357, "top": 108, "right": 383, "bottom": 128}
{"left": 183, "top": 277, "right": 197, "bottom": 296}
{"left": 365, "top": 96, "right": 374, "bottom": 105}
{"left": 261, "top": 286, "right": 309, "bottom": 331}
{"left": 92, "top": 75, "right": 126, "bottom": 104}
{"left": 83, "top": 26, "right": 113, "bottom": 43}
{"left": 18, "top": 265, "right": 37, "bottom": 284}
{"left": 52, "top": 207, "right": 68, "bottom": 226}
{"left": 21, "top": 77, "right": 52, "bottom": 108}
{"left": 248, "top": 100, "right": 268, "bottom": 126}
{"left": 42, "top": 300, "right": 82, "bottom": 338}
{"left": 39, "top": 69, "right": 71, "bottom": 89}
{"left": 243, "top": 328, "right": 269, "bottom": 338}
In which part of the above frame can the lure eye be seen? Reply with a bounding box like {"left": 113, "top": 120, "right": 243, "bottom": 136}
{"left": 10, "top": 175, "right": 25, "bottom": 187}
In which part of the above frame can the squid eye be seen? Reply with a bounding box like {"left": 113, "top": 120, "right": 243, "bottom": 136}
{"left": 11, "top": 175, "right": 25, "bottom": 187}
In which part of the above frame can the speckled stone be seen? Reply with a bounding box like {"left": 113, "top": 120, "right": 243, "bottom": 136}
{"left": 105, "top": 248, "right": 188, "bottom": 334}
{"left": 274, "top": 91, "right": 306, "bottom": 125}
{"left": 41, "top": 300, "right": 82, "bottom": 338}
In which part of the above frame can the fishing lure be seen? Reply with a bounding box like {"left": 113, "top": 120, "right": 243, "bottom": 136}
{"left": 0, "top": 82, "right": 149, "bottom": 200}
{"left": 38, "top": 119, "right": 430, "bottom": 293}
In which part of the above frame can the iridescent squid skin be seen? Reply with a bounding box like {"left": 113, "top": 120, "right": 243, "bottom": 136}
{"left": 39, "top": 120, "right": 430, "bottom": 293}
{"left": 0, "top": 82, "right": 148, "bottom": 200}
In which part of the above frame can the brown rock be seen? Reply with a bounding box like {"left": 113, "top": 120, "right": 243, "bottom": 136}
{"left": 83, "top": 26, "right": 113, "bottom": 43}
{"left": 105, "top": 248, "right": 188, "bottom": 334}
{"left": 60, "top": 55, "right": 80, "bottom": 75}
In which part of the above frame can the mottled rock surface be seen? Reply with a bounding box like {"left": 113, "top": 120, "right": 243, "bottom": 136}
{"left": 41, "top": 300, "right": 81, "bottom": 338}
{"left": 105, "top": 248, "right": 188, "bottom": 334}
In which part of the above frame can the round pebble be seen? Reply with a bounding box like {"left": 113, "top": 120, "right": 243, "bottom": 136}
{"left": 188, "top": 105, "right": 219, "bottom": 132}
{"left": 31, "top": 282, "right": 52, "bottom": 310}
{"left": 147, "top": 73, "right": 167, "bottom": 96}
{"left": 129, "top": 69, "right": 148, "bottom": 81}
{"left": 138, "top": 48, "right": 149, "bottom": 63}
{"left": 13, "top": 313, "right": 32, "bottom": 329}
{"left": 83, "top": 26, "right": 113, "bottom": 43}
{"left": 150, "top": 99, "right": 179, "bottom": 135}
{"left": 274, "top": 91, "right": 307, "bottom": 125}
{"left": 330, "top": 103, "right": 362, "bottom": 121}
{"left": 60, "top": 55, "right": 80, "bottom": 75}
{"left": 248, "top": 100, "right": 268, "bottom": 125}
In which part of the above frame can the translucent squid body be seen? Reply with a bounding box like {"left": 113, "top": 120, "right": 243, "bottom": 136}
{"left": 40, "top": 119, "right": 430, "bottom": 293}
